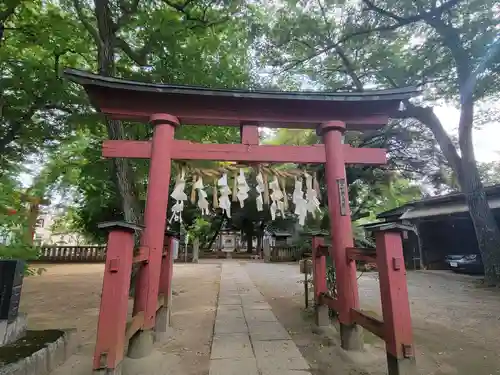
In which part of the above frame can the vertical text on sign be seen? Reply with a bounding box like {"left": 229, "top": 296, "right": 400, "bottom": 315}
{"left": 337, "top": 178, "right": 347, "bottom": 216}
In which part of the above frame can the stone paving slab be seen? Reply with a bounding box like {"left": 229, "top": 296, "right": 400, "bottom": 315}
{"left": 209, "top": 358, "right": 259, "bottom": 375}
{"left": 253, "top": 340, "right": 310, "bottom": 371}
{"left": 242, "top": 302, "right": 272, "bottom": 310}
{"left": 217, "top": 309, "right": 245, "bottom": 320}
{"left": 248, "top": 321, "right": 291, "bottom": 341}
{"left": 218, "top": 296, "right": 242, "bottom": 305}
{"left": 260, "top": 371, "right": 312, "bottom": 375}
{"left": 244, "top": 309, "right": 278, "bottom": 322}
{"left": 214, "top": 320, "right": 248, "bottom": 334}
{"left": 211, "top": 333, "right": 254, "bottom": 359}
{"left": 210, "top": 263, "right": 310, "bottom": 375}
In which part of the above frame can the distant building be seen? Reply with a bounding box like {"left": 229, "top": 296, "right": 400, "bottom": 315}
{"left": 373, "top": 184, "right": 500, "bottom": 270}
{"left": 33, "top": 213, "right": 89, "bottom": 246}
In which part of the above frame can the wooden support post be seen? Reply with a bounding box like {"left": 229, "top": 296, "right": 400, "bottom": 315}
{"left": 375, "top": 229, "right": 417, "bottom": 375}
{"left": 192, "top": 237, "right": 200, "bottom": 263}
{"left": 129, "top": 114, "right": 179, "bottom": 359}
{"left": 93, "top": 221, "right": 141, "bottom": 375}
{"left": 312, "top": 236, "right": 329, "bottom": 327}
{"left": 155, "top": 234, "right": 176, "bottom": 342}
{"left": 240, "top": 123, "right": 260, "bottom": 145}
{"left": 318, "top": 121, "right": 363, "bottom": 351}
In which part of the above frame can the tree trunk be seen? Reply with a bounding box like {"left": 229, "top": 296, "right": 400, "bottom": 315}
{"left": 207, "top": 216, "right": 225, "bottom": 250}
{"left": 460, "top": 160, "right": 500, "bottom": 284}
{"left": 94, "top": 0, "right": 140, "bottom": 224}
{"left": 256, "top": 235, "right": 262, "bottom": 253}
{"left": 458, "top": 103, "right": 500, "bottom": 284}
{"left": 403, "top": 103, "right": 500, "bottom": 284}
{"left": 246, "top": 233, "right": 253, "bottom": 253}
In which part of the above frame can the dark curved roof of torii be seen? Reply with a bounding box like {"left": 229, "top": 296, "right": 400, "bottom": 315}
{"left": 64, "top": 68, "right": 418, "bottom": 130}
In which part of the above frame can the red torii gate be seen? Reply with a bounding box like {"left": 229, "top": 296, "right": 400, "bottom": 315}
{"left": 65, "top": 68, "right": 418, "bottom": 375}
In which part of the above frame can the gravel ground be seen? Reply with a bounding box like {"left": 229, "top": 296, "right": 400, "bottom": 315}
{"left": 17, "top": 262, "right": 500, "bottom": 375}
{"left": 20, "top": 262, "right": 221, "bottom": 375}
{"left": 243, "top": 262, "right": 500, "bottom": 375}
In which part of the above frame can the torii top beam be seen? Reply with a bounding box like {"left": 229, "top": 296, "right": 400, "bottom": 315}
{"left": 64, "top": 68, "right": 418, "bottom": 131}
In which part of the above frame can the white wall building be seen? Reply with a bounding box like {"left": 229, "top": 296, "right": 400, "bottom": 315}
{"left": 34, "top": 213, "right": 88, "bottom": 246}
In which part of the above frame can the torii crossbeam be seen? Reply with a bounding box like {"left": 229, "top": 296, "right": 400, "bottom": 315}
{"left": 64, "top": 68, "right": 418, "bottom": 375}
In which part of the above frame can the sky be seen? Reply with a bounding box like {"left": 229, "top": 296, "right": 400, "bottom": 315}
{"left": 434, "top": 106, "right": 499, "bottom": 163}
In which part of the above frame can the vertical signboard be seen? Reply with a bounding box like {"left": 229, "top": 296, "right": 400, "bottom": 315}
{"left": 171, "top": 238, "right": 179, "bottom": 260}
{"left": 337, "top": 178, "right": 347, "bottom": 216}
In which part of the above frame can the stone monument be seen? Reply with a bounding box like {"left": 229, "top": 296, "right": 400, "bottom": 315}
{"left": 0, "top": 260, "right": 27, "bottom": 346}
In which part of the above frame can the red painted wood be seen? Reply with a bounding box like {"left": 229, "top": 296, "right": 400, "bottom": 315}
{"left": 133, "top": 115, "right": 177, "bottom": 330}
{"left": 172, "top": 141, "right": 327, "bottom": 164}
{"left": 312, "top": 237, "right": 327, "bottom": 304}
{"left": 102, "top": 140, "right": 386, "bottom": 165}
{"left": 375, "top": 231, "right": 414, "bottom": 358}
{"left": 346, "top": 247, "right": 377, "bottom": 262}
{"left": 343, "top": 145, "right": 386, "bottom": 165}
{"left": 150, "top": 113, "right": 181, "bottom": 127}
{"left": 108, "top": 112, "right": 390, "bottom": 130}
{"left": 91, "top": 87, "right": 392, "bottom": 129}
{"left": 133, "top": 246, "right": 150, "bottom": 263}
{"left": 93, "top": 229, "right": 134, "bottom": 371}
{"left": 315, "top": 244, "right": 330, "bottom": 257}
{"left": 320, "top": 293, "right": 340, "bottom": 311}
{"left": 350, "top": 308, "right": 385, "bottom": 340}
{"left": 240, "top": 124, "right": 260, "bottom": 145}
{"left": 320, "top": 122, "right": 360, "bottom": 325}
{"left": 103, "top": 140, "right": 151, "bottom": 158}
{"left": 159, "top": 236, "right": 174, "bottom": 302}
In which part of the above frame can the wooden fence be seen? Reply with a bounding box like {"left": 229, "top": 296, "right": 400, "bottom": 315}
{"left": 35, "top": 245, "right": 304, "bottom": 263}
{"left": 38, "top": 246, "right": 107, "bottom": 263}
{"left": 37, "top": 245, "right": 195, "bottom": 263}
{"left": 270, "top": 246, "right": 304, "bottom": 262}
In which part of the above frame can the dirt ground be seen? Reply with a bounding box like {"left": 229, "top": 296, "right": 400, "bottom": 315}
{"left": 20, "top": 262, "right": 222, "bottom": 375}
{"left": 243, "top": 262, "right": 500, "bottom": 375}
{"left": 19, "top": 261, "right": 500, "bottom": 375}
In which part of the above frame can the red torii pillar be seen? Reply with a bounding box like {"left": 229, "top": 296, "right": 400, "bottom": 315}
{"left": 102, "top": 119, "right": 386, "bottom": 358}
{"left": 127, "top": 114, "right": 179, "bottom": 358}
{"left": 318, "top": 121, "right": 363, "bottom": 349}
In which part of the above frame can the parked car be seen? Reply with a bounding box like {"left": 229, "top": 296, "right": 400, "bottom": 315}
{"left": 445, "top": 254, "right": 484, "bottom": 274}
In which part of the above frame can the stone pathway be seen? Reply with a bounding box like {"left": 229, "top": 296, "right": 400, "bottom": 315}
{"left": 210, "top": 263, "right": 311, "bottom": 375}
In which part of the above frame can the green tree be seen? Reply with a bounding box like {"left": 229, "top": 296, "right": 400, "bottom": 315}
{"left": 478, "top": 160, "right": 500, "bottom": 187}
{"left": 1, "top": 0, "right": 255, "bottom": 242}
{"left": 257, "top": 0, "right": 500, "bottom": 284}
{"left": 63, "top": 0, "right": 254, "bottom": 225}
{"left": 1, "top": 1, "right": 93, "bottom": 172}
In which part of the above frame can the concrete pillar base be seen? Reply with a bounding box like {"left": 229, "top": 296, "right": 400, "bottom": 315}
{"left": 127, "top": 329, "right": 154, "bottom": 359}
{"left": 0, "top": 313, "right": 27, "bottom": 347}
{"left": 154, "top": 306, "right": 173, "bottom": 342}
{"left": 340, "top": 323, "right": 364, "bottom": 351}
{"left": 93, "top": 363, "right": 122, "bottom": 375}
{"left": 387, "top": 353, "right": 417, "bottom": 375}
{"left": 314, "top": 304, "right": 329, "bottom": 327}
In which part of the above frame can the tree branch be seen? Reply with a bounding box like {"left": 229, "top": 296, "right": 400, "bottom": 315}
{"left": 361, "top": 0, "right": 461, "bottom": 23}
{"left": 115, "top": 36, "right": 151, "bottom": 65}
{"left": 117, "top": 0, "right": 233, "bottom": 66}
{"left": 282, "top": 0, "right": 462, "bottom": 72}
{"left": 0, "top": 0, "right": 24, "bottom": 44}
{"left": 333, "top": 45, "right": 364, "bottom": 91}
{"left": 397, "top": 102, "right": 464, "bottom": 186}
{"left": 116, "top": 0, "right": 140, "bottom": 29}
{"left": 162, "top": 0, "right": 211, "bottom": 24}
{"left": 73, "top": 0, "right": 102, "bottom": 48}
{"left": 0, "top": 0, "right": 22, "bottom": 23}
